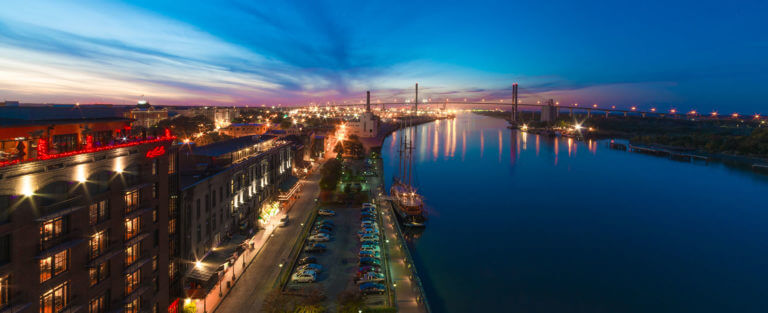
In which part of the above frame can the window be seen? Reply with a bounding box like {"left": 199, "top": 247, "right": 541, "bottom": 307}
{"left": 152, "top": 183, "right": 159, "bottom": 200}
{"left": 89, "top": 200, "right": 109, "bottom": 225}
{"left": 40, "top": 281, "right": 67, "bottom": 313}
{"left": 196, "top": 225, "right": 201, "bottom": 243}
{"left": 168, "top": 152, "right": 176, "bottom": 174}
{"left": 124, "top": 189, "right": 140, "bottom": 213}
{"left": 0, "top": 274, "right": 9, "bottom": 309}
{"left": 0, "top": 235, "right": 10, "bottom": 264}
{"left": 212, "top": 190, "right": 216, "bottom": 207}
{"left": 88, "top": 292, "right": 108, "bottom": 313}
{"left": 124, "top": 298, "right": 139, "bottom": 313}
{"left": 205, "top": 194, "right": 210, "bottom": 212}
{"left": 195, "top": 199, "right": 200, "bottom": 218}
{"left": 125, "top": 242, "right": 140, "bottom": 266}
{"left": 168, "top": 218, "right": 176, "bottom": 235}
{"left": 125, "top": 269, "right": 140, "bottom": 295}
{"left": 219, "top": 187, "right": 224, "bottom": 203}
{"left": 151, "top": 159, "right": 158, "bottom": 175}
{"left": 152, "top": 208, "right": 157, "bottom": 223}
{"left": 89, "top": 261, "right": 109, "bottom": 286}
{"left": 89, "top": 231, "right": 108, "bottom": 260}
{"left": 125, "top": 216, "right": 140, "bottom": 240}
{"left": 40, "top": 217, "right": 66, "bottom": 245}
{"left": 40, "top": 250, "right": 68, "bottom": 282}
{"left": 0, "top": 195, "right": 11, "bottom": 223}
{"left": 168, "top": 261, "right": 176, "bottom": 281}
{"left": 152, "top": 255, "right": 158, "bottom": 272}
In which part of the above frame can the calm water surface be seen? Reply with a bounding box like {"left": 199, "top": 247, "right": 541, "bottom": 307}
{"left": 382, "top": 113, "right": 768, "bottom": 313}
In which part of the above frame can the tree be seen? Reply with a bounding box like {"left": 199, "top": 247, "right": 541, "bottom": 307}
{"left": 319, "top": 159, "right": 342, "bottom": 191}
{"left": 336, "top": 289, "right": 366, "bottom": 313}
{"left": 262, "top": 289, "right": 293, "bottom": 313}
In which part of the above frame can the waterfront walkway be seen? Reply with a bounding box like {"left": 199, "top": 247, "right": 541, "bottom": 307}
{"left": 369, "top": 159, "right": 429, "bottom": 313}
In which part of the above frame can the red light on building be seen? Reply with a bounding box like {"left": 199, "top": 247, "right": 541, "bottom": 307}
{"left": 145, "top": 146, "right": 166, "bottom": 158}
{"left": 37, "top": 138, "right": 49, "bottom": 157}
{"left": 86, "top": 135, "right": 94, "bottom": 150}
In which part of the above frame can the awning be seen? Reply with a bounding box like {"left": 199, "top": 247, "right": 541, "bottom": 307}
{"left": 185, "top": 234, "right": 249, "bottom": 289}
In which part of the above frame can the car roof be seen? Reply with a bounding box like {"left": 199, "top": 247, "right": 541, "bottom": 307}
{"left": 359, "top": 282, "right": 384, "bottom": 288}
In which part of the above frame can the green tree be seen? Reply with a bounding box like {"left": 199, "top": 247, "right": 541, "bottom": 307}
{"left": 336, "top": 289, "right": 366, "bottom": 313}
{"left": 319, "top": 159, "right": 342, "bottom": 191}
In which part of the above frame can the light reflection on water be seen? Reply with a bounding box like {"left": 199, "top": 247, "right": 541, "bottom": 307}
{"left": 382, "top": 113, "right": 768, "bottom": 313}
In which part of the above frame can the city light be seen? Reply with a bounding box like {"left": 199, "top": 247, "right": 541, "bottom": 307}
{"left": 195, "top": 261, "right": 203, "bottom": 269}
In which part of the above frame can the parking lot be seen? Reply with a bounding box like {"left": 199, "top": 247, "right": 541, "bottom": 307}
{"left": 285, "top": 203, "right": 390, "bottom": 309}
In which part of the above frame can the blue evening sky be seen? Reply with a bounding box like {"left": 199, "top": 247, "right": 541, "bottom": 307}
{"left": 0, "top": 0, "right": 766, "bottom": 112}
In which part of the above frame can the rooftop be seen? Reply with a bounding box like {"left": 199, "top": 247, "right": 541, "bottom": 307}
{"left": 189, "top": 135, "right": 276, "bottom": 157}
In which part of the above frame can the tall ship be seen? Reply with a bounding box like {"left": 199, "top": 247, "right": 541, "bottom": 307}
{"left": 390, "top": 83, "right": 427, "bottom": 227}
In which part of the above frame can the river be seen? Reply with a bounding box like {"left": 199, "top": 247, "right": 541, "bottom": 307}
{"left": 381, "top": 113, "right": 768, "bottom": 313}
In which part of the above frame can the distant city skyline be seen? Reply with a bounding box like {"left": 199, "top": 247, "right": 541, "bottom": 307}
{"left": 1, "top": 0, "right": 766, "bottom": 111}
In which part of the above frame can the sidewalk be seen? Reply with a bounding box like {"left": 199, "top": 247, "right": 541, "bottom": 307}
{"left": 210, "top": 171, "right": 320, "bottom": 312}
{"left": 379, "top": 200, "right": 427, "bottom": 313}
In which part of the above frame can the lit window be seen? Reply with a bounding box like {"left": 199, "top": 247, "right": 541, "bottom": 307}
{"left": 0, "top": 274, "right": 9, "bottom": 309}
{"left": 124, "top": 189, "right": 140, "bottom": 213}
{"left": 88, "top": 292, "right": 108, "bottom": 313}
{"left": 40, "top": 250, "right": 68, "bottom": 282}
{"left": 89, "top": 231, "right": 108, "bottom": 260}
{"left": 125, "top": 242, "right": 140, "bottom": 266}
{"left": 125, "top": 269, "right": 140, "bottom": 296}
{"left": 125, "top": 216, "right": 140, "bottom": 240}
{"left": 40, "top": 217, "right": 65, "bottom": 246}
{"left": 40, "top": 282, "right": 67, "bottom": 313}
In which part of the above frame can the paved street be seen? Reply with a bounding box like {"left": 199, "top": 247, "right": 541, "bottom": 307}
{"left": 213, "top": 170, "right": 320, "bottom": 313}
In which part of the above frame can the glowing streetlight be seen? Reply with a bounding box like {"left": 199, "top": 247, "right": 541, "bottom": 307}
{"left": 195, "top": 261, "right": 203, "bottom": 269}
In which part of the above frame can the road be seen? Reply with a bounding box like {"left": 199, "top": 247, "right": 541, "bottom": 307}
{"left": 214, "top": 170, "right": 320, "bottom": 313}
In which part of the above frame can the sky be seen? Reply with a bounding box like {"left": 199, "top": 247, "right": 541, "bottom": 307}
{"left": 0, "top": 0, "right": 766, "bottom": 112}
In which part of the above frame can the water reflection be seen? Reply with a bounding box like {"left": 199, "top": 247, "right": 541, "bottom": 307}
{"left": 381, "top": 113, "right": 768, "bottom": 313}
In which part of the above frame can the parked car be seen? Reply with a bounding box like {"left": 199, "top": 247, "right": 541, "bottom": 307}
{"left": 279, "top": 216, "right": 288, "bottom": 227}
{"left": 359, "top": 282, "right": 386, "bottom": 295}
{"left": 308, "top": 234, "right": 330, "bottom": 242}
{"left": 298, "top": 263, "right": 324, "bottom": 273}
{"left": 316, "top": 219, "right": 335, "bottom": 226}
{"left": 316, "top": 225, "right": 334, "bottom": 232}
{"left": 359, "top": 257, "right": 382, "bottom": 266}
{"left": 298, "top": 257, "right": 317, "bottom": 266}
{"left": 358, "top": 250, "right": 381, "bottom": 258}
{"left": 358, "top": 265, "right": 382, "bottom": 274}
{"left": 361, "top": 245, "right": 380, "bottom": 253}
{"left": 362, "top": 203, "right": 375, "bottom": 208}
{"left": 360, "top": 240, "right": 379, "bottom": 246}
{"left": 362, "top": 208, "right": 376, "bottom": 214}
{"left": 361, "top": 213, "right": 375, "bottom": 220}
{"left": 359, "top": 234, "right": 378, "bottom": 242}
{"left": 312, "top": 229, "right": 333, "bottom": 237}
{"left": 318, "top": 209, "right": 336, "bottom": 216}
{"left": 291, "top": 270, "right": 317, "bottom": 283}
{"left": 355, "top": 272, "right": 385, "bottom": 284}
{"left": 304, "top": 243, "right": 326, "bottom": 253}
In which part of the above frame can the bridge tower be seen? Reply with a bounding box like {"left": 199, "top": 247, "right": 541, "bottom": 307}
{"left": 512, "top": 83, "right": 519, "bottom": 122}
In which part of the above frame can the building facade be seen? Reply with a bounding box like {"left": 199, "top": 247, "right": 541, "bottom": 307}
{"left": 0, "top": 121, "right": 175, "bottom": 313}
{"left": 176, "top": 136, "right": 292, "bottom": 298}
{"left": 218, "top": 123, "right": 268, "bottom": 138}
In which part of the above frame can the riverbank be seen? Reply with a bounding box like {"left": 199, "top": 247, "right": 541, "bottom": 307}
{"left": 474, "top": 111, "right": 768, "bottom": 172}
{"left": 360, "top": 116, "right": 450, "bottom": 151}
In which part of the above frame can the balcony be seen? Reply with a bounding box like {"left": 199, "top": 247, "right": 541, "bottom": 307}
{"left": 0, "top": 134, "right": 176, "bottom": 168}
{"left": 37, "top": 229, "right": 84, "bottom": 258}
